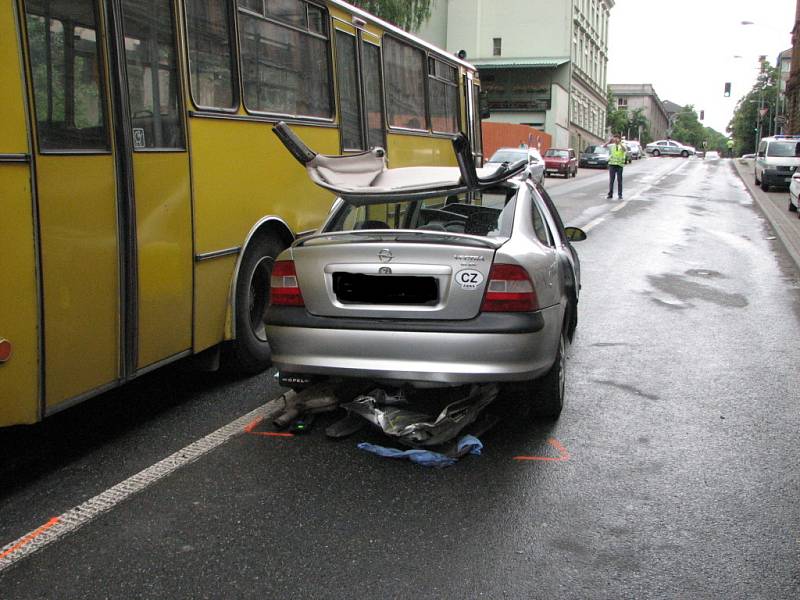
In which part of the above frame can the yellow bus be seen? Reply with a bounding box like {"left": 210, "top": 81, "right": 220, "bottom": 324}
{"left": 0, "top": 0, "right": 485, "bottom": 426}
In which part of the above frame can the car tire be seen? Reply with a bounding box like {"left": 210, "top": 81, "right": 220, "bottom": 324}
{"left": 681, "top": 150, "right": 689, "bottom": 158}
{"left": 652, "top": 149, "right": 661, "bottom": 157}
{"left": 789, "top": 198, "right": 797, "bottom": 212}
{"left": 532, "top": 329, "right": 566, "bottom": 419}
{"left": 761, "top": 179, "right": 769, "bottom": 192}
{"left": 228, "top": 235, "right": 284, "bottom": 374}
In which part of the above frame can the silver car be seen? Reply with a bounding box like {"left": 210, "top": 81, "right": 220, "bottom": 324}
{"left": 645, "top": 139, "right": 693, "bottom": 157}
{"left": 486, "top": 146, "right": 546, "bottom": 186}
{"left": 265, "top": 124, "right": 587, "bottom": 417}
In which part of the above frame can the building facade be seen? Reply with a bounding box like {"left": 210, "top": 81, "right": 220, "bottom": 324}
{"left": 776, "top": 47, "right": 792, "bottom": 134}
{"left": 415, "top": 0, "right": 613, "bottom": 150}
{"left": 608, "top": 84, "right": 670, "bottom": 141}
{"left": 785, "top": 0, "right": 800, "bottom": 133}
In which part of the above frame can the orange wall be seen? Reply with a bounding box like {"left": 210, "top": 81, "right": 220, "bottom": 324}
{"left": 483, "top": 122, "right": 553, "bottom": 159}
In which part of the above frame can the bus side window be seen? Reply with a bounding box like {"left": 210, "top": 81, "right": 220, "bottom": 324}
{"left": 24, "top": 0, "right": 110, "bottom": 151}
{"left": 186, "top": 0, "right": 237, "bottom": 110}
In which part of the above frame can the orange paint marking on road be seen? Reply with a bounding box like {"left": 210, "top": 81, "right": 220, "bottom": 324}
{"left": 243, "top": 416, "right": 294, "bottom": 437}
{"left": 514, "top": 437, "right": 570, "bottom": 462}
{"left": 0, "top": 517, "right": 60, "bottom": 560}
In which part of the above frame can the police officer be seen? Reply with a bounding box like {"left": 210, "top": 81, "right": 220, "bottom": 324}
{"left": 604, "top": 134, "right": 628, "bottom": 199}
{"left": 726, "top": 138, "right": 735, "bottom": 158}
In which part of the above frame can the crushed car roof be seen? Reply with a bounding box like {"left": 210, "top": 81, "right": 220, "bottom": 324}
{"left": 273, "top": 122, "right": 527, "bottom": 204}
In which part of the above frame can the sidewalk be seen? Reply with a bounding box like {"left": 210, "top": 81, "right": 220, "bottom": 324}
{"left": 731, "top": 158, "right": 800, "bottom": 273}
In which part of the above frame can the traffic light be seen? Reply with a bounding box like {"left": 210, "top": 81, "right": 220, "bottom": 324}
{"left": 700, "top": 110, "right": 705, "bottom": 120}
{"left": 724, "top": 82, "right": 731, "bottom": 97}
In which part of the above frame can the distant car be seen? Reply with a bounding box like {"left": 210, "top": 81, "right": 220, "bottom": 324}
{"left": 266, "top": 124, "right": 588, "bottom": 418}
{"left": 706, "top": 151, "right": 720, "bottom": 159}
{"left": 487, "top": 147, "right": 545, "bottom": 185}
{"left": 625, "top": 141, "right": 643, "bottom": 160}
{"left": 645, "top": 140, "right": 693, "bottom": 157}
{"left": 579, "top": 145, "right": 610, "bottom": 168}
{"left": 543, "top": 148, "right": 578, "bottom": 177}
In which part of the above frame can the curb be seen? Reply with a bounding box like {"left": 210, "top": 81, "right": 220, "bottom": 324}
{"left": 731, "top": 159, "right": 800, "bottom": 274}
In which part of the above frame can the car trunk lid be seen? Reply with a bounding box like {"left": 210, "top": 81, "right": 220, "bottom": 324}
{"left": 290, "top": 234, "right": 498, "bottom": 320}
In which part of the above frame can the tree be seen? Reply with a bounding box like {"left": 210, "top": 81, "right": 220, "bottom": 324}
{"left": 350, "top": 0, "right": 433, "bottom": 32}
{"left": 670, "top": 105, "right": 705, "bottom": 148}
{"left": 605, "top": 87, "right": 628, "bottom": 135}
{"left": 727, "top": 61, "right": 779, "bottom": 155}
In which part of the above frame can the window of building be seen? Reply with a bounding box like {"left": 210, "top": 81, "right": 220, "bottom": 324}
{"left": 617, "top": 97, "right": 627, "bottom": 108}
{"left": 384, "top": 36, "right": 426, "bottom": 130}
{"left": 237, "top": 0, "right": 332, "bottom": 118}
{"left": 428, "top": 57, "right": 458, "bottom": 133}
{"left": 493, "top": 37, "right": 501, "bottom": 57}
{"left": 186, "top": 0, "right": 237, "bottom": 110}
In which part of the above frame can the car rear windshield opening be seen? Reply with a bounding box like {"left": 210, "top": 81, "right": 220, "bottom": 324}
{"left": 326, "top": 186, "right": 517, "bottom": 239}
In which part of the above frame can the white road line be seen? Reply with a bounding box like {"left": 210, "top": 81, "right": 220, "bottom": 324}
{"left": 583, "top": 216, "right": 606, "bottom": 232}
{"left": 0, "top": 396, "right": 287, "bottom": 572}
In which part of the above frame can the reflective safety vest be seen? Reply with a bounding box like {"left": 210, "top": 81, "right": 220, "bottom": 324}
{"left": 608, "top": 144, "right": 626, "bottom": 166}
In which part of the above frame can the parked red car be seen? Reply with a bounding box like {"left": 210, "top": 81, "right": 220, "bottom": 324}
{"left": 544, "top": 148, "right": 578, "bottom": 178}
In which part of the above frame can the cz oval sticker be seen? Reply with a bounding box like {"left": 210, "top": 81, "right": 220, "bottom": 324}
{"left": 455, "top": 269, "right": 484, "bottom": 290}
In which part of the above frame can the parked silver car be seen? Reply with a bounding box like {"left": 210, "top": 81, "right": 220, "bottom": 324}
{"left": 266, "top": 124, "right": 587, "bottom": 417}
{"left": 645, "top": 139, "right": 693, "bottom": 157}
{"left": 486, "top": 146, "right": 545, "bottom": 186}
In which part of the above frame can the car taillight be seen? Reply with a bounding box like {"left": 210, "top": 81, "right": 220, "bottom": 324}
{"left": 270, "top": 260, "right": 304, "bottom": 306}
{"left": 481, "top": 263, "right": 539, "bottom": 312}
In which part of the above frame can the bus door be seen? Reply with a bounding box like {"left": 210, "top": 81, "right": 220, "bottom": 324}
{"left": 22, "top": 0, "right": 193, "bottom": 412}
{"left": 23, "top": 0, "right": 122, "bottom": 409}
{"left": 333, "top": 23, "right": 385, "bottom": 154}
{"left": 114, "top": 0, "right": 192, "bottom": 370}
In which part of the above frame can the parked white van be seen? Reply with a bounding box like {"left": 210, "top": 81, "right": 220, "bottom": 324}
{"left": 754, "top": 135, "right": 800, "bottom": 191}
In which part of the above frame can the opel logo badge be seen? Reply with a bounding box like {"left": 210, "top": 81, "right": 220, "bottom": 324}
{"left": 379, "top": 266, "right": 392, "bottom": 274}
{"left": 378, "top": 249, "right": 393, "bottom": 263}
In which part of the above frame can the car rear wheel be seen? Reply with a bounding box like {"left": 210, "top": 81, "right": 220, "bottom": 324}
{"left": 652, "top": 149, "right": 661, "bottom": 157}
{"left": 761, "top": 179, "right": 769, "bottom": 191}
{"left": 532, "top": 330, "right": 566, "bottom": 419}
{"left": 681, "top": 150, "right": 689, "bottom": 158}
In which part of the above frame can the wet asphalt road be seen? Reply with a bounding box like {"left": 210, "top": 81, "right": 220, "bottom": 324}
{"left": 1, "top": 157, "right": 799, "bottom": 598}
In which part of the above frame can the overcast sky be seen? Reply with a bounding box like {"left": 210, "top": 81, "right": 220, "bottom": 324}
{"left": 607, "top": 0, "right": 796, "bottom": 135}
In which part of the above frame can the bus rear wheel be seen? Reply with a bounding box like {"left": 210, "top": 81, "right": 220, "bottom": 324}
{"left": 230, "top": 235, "right": 284, "bottom": 374}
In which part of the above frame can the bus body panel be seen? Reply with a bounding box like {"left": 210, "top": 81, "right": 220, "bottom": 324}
{"left": 0, "top": 2, "right": 40, "bottom": 425}
{"left": 386, "top": 133, "right": 455, "bottom": 167}
{"left": 133, "top": 152, "right": 193, "bottom": 369}
{"left": 188, "top": 117, "right": 338, "bottom": 351}
{"left": 36, "top": 155, "right": 121, "bottom": 409}
{"left": 0, "top": 165, "right": 39, "bottom": 425}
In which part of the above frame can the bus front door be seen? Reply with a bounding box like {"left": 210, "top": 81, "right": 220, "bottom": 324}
{"left": 23, "top": 0, "right": 122, "bottom": 410}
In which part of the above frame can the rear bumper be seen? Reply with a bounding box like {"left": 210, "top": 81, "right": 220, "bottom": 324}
{"left": 266, "top": 306, "right": 561, "bottom": 384}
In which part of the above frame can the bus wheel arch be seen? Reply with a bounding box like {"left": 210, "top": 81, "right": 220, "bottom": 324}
{"left": 226, "top": 217, "right": 294, "bottom": 373}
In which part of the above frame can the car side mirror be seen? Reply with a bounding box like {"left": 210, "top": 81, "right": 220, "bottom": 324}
{"left": 564, "top": 226, "right": 587, "bottom": 242}
{"left": 758, "top": 151, "right": 765, "bottom": 158}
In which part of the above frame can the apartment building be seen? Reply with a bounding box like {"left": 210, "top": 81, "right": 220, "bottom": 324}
{"left": 608, "top": 83, "right": 670, "bottom": 141}
{"left": 416, "top": 0, "right": 613, "bottom": 149}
